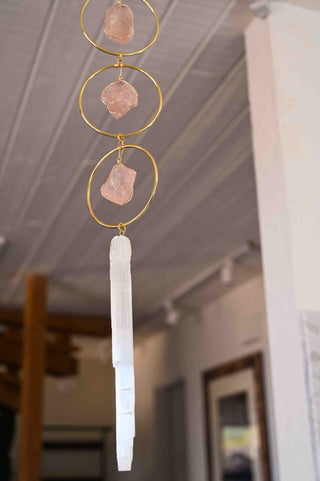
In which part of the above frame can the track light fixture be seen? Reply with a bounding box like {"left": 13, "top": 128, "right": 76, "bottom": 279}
{"left": 164, "top": 300, "right": 181, "bottom": 327}
{"left": 220, "top": 258, "right": 235, "bottom": 286}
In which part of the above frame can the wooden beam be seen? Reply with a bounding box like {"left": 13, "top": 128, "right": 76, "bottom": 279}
{"left": 48, "top": 313, "right": 110, "bottom": 337}
{"left": 0, "top": 337, "right": 21, "bottom": 366}
{"left": 4, "top": 328, "right": 79, "bottom": 353}
{"left": 18, "top": 274, "right": 47, "bottom": 481}
{"left": 0, "top": 333, "right": 78, "bottom": 377}
{"left": 0, "top": 307, "right": 110, "bottom": 337}
{"left": 0, "top": 371, "right": 20, "bottom": 411}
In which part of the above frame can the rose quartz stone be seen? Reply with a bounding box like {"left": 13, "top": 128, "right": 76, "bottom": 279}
{"left": 101, "top": 80, "right": 138, "bottom": 120}
{"left": 101, "top": 163, "right": 137, "bottom": 206}
{"left": 104, "top": 3, "right": 134, "bottom": 44}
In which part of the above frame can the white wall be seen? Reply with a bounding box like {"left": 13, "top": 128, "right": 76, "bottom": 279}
{"left": 11, "top": 357, "right": 115, "bottom": 479}
{"left": 41, "top": 358, "right": 115, "bottom": 479}
{"left": 245, "top": 6, "right": 320, "bottom": 480}
{"left": 109, "top": 273, "right": 270, "bottom": 481}
{"left": 44, "top": 357, "right": 114, "bottom": 426}
{"left": 264, "top": 4, "right": 320, "bottom": 312}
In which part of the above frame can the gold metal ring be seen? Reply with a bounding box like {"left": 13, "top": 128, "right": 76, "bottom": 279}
{"left": 80, "top": 0, "right": 159, "bottom": 57}
{"left": 87, "top": 144, "right": 158, "bottom": 228}
{"left": 79, "top": 64, "right": 162, "bottom": 138}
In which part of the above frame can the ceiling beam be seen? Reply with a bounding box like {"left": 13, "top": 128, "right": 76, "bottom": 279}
{"left": 0, "top": 331, "right": 78, "bottom": 378}
{"left": 0, "top": 372, "right": 20, "bottom": 411}
{"left": 0, "top": 307, "right": 110, "bottom": 338}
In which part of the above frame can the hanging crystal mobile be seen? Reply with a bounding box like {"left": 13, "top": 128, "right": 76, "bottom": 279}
{"left": 79, "top": 0, "right": 162, "bottom": 471}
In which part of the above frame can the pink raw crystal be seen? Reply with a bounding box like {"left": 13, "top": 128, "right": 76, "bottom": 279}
{"left": 104, "top": 3, "right": 134, "bottom": 44}
{"left": 100, "top": 163, "right": 137, "bottom": 206}
{"left": 101, "top": 80, "right": 138, "bottom": 120}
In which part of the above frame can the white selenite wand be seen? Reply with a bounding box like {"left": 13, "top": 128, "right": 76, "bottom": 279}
{"left": 110, "top": 234, "right": 135, "bottom": 471}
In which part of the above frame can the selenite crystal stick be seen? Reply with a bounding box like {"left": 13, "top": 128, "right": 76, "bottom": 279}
{"left": 80, "top": 0, "right": 161, "bottom": 471}
{"left": 110, "top": 235, "right": 135, "bottom": 471}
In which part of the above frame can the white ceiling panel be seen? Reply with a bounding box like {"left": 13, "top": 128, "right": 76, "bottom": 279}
{"left": 0, "top": 0, "right": 260, "bottom": 320}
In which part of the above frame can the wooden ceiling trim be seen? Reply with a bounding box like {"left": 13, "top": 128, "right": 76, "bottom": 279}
{"left": 0, "top": 307, "right": 110, "bottom": 337}
{"left": 0, "top": 372, "right": 20, "bottom": 411}
{"left": 0, "top": 336, "right": 78, "bottom": 377}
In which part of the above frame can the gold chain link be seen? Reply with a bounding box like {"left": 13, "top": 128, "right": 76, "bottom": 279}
{"left": 118, "top": 223, "right": 126, "bottom": 235}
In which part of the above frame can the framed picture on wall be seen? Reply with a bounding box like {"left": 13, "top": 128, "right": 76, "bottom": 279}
{"left": 203, "top": 353, "right": 271, "bottom": 481}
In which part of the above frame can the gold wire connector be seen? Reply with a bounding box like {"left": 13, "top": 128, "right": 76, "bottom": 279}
{"left": 117, "top": 133, "right": 125, "bottom": 144}
{"left": 117, "top": 54, "right": 123, "bottom": 81}
{"left": 117, "top": 150, "right": 124, "bottom": 164}
{"left": 118, "top": 223, "right": 126, "bottom": 235}
{"left": 117, "top": 133, "right": 125, "bottom": 163}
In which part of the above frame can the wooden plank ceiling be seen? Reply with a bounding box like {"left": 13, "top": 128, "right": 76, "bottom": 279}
{"left": 0, "top": 0, "right": 260, "bottom": 321}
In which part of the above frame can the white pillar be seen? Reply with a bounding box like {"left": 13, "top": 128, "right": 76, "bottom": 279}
{"left": 245, "top": 3, "right": 320, "bottom": 481}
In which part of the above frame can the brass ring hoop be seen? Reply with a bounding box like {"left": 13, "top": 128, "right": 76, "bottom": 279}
{"left": 87, "top": 144, "right": 158, "bottom": 228}
{"left": 79, "top": 64, "right": 162, "bottom": 138}
{"left": 80, "top": 0, "right": 159, "bottom": 57}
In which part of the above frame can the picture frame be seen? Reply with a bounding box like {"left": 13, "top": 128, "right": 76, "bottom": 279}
{"left": 203, "top": 353, "right": 271, "bottom": 481}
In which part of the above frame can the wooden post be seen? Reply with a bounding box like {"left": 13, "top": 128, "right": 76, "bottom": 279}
{"left": 18, "top": 274, "right": 47, "bottom": 481}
